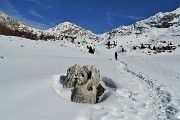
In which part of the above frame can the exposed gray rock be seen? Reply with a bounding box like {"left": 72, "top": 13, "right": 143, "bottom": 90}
{"left": 72, "top": 81, "right": 97, "bottom": 104}
{"left": 63, "top": 64, "right": 105, "bottom": 104}
{"left": 64, "top": 64, "right": 100, "bottom": 88}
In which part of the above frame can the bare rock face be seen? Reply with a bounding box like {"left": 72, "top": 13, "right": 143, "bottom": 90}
{"left": 63, "top": 64, "right": 105, "bottom": 104}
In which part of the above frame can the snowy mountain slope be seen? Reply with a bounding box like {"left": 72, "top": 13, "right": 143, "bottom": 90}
{"left": 0, "top": 12, "right": 99, "bottom": 41}
{"left": 0, "top": 7, "right": 179, "bottom": 47}
{"left": 96, "top": 8, "right": 180, "bottom": 57}
{"left": 0, "top": 12, "right": 44, "bottom": 37}
{"left": 102, "top": 7, "right": 180, "bottom": 40}
{"left": 46, "top": 22, "right": 99, "bottom": 40}
{"left": 1, "top": 34, "right": 180, "bottom": 120}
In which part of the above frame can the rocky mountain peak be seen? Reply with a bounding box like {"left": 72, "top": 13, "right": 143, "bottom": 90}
{"left": 45, "top": 21, "right": 99, "bottom": 41}
{"left": 49, "top": 22, "right": 81, "bottom": 32}
{"left": 0, "top": 12, "right": 99, "bottom": 41}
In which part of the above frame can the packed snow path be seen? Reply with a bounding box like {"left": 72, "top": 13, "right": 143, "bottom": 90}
{"left": 118, "top": 61, "right": 178, "bottom": 120}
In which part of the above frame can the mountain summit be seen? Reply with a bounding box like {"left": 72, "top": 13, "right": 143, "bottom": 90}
{"left": 0, "top": 12, "right": 99, "bottom": 41}
{"left": 45, "top": 22, "right": 98, "bottom": 40}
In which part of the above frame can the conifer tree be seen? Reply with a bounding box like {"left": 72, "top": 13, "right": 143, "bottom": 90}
{"left": 148, "top": 44, "right": 151, "bottom": 49}
{"left": 153, "top": 45, "right": 156, "bottom": 50}
{"left": 141, "top": 43, "right": 145, "bottom": 49}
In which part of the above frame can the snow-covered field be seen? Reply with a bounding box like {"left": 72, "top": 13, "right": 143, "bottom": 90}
{"left": 0, "top": 35, "right": 180, "bottom": 120}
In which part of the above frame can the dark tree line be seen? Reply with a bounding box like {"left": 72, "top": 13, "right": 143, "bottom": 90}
{"left": 0, "top": 23, "right": 39, "bottom": 40}
{"left": 0, "top": 23, "right": 76, "bottom": 41}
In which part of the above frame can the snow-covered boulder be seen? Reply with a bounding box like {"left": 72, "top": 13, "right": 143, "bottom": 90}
{"left": 64, "top": 64, "right": 100, "bottom": 88}
{"left": 63, "top": 64, "right": 105, "bottom": 104}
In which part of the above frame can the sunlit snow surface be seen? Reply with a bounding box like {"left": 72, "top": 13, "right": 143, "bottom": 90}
{"left": 0, "top": 35, "right": 180, "bottom": 120}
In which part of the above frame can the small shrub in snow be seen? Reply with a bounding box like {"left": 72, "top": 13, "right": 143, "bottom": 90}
{"left": 88, "top": 46, "right": 95, "bottom": 54}
{"left": 140, "top": 43, "right": 145, "bottom": 49}
{"left": 133, "top": 46, "right": 137, "bottom": 50}
{"left": 169, "top": 42, "right": 172, "bottom": 45}
{"left": 162, "top": 41, "right": 166, "bottom": 43}
{"left": 153, "top": 45, "right": 156, "bottom": 50}
{"left": 148, "top": 45, "right": 151, "bottom": 49}
{"left": 107, "top": 41, "right": 111, "bottom": 49}
{"left": 113, "top": 41, "right": 117, "bottom": 46}
{"left": 0, "top": 56, "right": 5, "bottom": 59}
{"left": 122, "top": 47, "right": 125, "bottom": 52}
{"left": 71, "top": 39, "right": 74, "bottom": 43}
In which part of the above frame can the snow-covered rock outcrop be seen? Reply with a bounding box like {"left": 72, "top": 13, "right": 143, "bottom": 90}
{"left": 64, "top": 64, "right": 105, "bottom": 104}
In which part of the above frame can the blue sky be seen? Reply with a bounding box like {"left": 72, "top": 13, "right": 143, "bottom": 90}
{"left": 0, "top": 0, "right": 179, "bottom": 34}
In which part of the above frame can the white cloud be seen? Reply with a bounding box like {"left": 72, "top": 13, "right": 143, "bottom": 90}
{"left": 18, "top": 17, "right": 50, "bottom": 30}
{"left": 25, "top": 0, "right": 55, "bottom": 9}
{"left": 0, "top": 0, "right": 50, "bottom": 30}
{"left": 29, "top": 10, "right": 44, "bottom": 18}
{"left": 106, "top": 11, "right": 118, "bottom": 27}
{"left": 0, "top": 0, "right": 19, "bottom": 16}
{"left": 106, "top": 9, "right": 144, "bottom": 27}
{"left": 119, "top": 15, "right": 144, "bottom": 20}
{"left": 25, "top": 0, "right": 44, "bottom": 5}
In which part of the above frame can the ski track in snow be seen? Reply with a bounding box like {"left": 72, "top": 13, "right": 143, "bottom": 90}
{"left": 119, "top": 60, "right": 178, "bottom": 120}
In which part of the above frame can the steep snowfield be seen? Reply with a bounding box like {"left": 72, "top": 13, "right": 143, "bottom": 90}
{"left": 0, "top": 35, "right": 180, "bottom": 120}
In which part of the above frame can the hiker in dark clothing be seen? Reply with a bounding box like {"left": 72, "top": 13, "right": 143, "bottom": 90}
{"left": 115, "top": 52, "right": 118, "bottom": 60}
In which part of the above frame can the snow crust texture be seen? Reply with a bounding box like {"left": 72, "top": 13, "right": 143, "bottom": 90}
{"left": 1, "top": 34, "right": 180, "bottom": 120}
